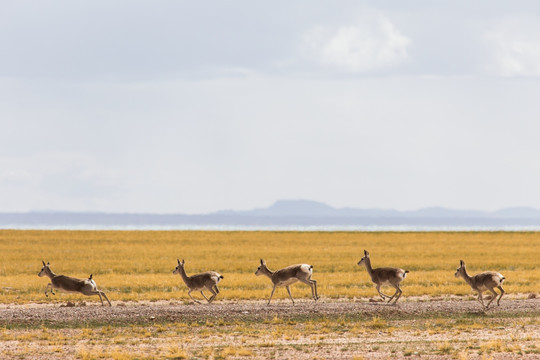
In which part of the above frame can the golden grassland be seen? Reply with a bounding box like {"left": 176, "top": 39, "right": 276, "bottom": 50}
{"left": 1, "top": 314, "right": 538, "bottom": 359}
{"left": 0, "top": 230, "right": 539, "bottom": 303}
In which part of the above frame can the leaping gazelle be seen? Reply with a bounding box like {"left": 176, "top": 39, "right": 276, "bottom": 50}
{"left": 255, "top": 259, "right": 319, "bottom": 305}
{"left": 455, "top": 260, "right": 505, "bottom": 311}
{"left": 38, "top": 261, "right": 111, "bottom": 306}
{"left": 357, "top": 250, "right": 409, "bottom": 305}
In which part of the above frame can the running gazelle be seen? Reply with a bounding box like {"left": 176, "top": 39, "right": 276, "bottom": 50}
{"left": 454, "top": 260, "right": 505, "bottom": 311}
{"left": 255, "top": 259, "right": 319, "bottom": 305}
{"left": 173, "top": 259, "right": 224, "bottom": 304}
{"left": 357, "top": 250, "right": 409, "bottom": 305}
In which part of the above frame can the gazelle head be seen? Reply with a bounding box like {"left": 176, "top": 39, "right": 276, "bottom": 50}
{"left": 357, "top": 250, "right": 370, "bottom": 266}
{"left": 173, "top": 259, "right": 185, "bottom": 275}
{"left": 255, "top": 259, "right": 267, "bottom": 276}
{"left": 38, "top": 260, "right": 50, "bottom": 277}
{"left": 455, "top": 260, "right": 466, "bottom": 278}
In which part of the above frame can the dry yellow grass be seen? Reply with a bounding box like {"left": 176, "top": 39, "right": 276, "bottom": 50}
{"left": 1, "top": 315, "right": 537, "bottom": 359}
{"left": 0, "top": 230, "right": 538, "bottom": 303}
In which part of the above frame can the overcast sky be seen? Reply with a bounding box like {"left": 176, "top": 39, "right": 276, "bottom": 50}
{"left": 1, "top": 1, "right": 540, "bottom": 213}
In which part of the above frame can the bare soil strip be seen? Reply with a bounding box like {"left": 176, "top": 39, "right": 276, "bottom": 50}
{"left": 1, "top": 298, "right": 538, "bottom": 326}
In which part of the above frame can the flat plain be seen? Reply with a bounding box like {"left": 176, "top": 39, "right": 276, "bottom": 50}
{"left": 0, "top": 230, "right": 539, "bottom": 359}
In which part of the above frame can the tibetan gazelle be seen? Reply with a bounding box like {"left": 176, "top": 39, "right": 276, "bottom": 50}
{"left": 357, "top": 250, "right": 409, "bottom": 305}
{"left": 38, "top": 261, "right": 111, "bottom": 306}
{"left": 455, "top": 260, "right": 505, "bottom": 311}
{"left": 255, "top": 259, "right": 319, "bottom": 305}
{"left": 173, "top": 259, "right": 224, "bottom": 304}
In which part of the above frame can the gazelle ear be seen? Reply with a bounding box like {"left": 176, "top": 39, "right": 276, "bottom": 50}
{"left": 177, "top": 259, "right": 180, "bottom": 265}
{"left": 181, "top": 259, "right": 185, "bottom": 265}
{"left": 42, "top": 260, "right": 46, "bottom": 266}
{"left": 260, "top": 259, "right": 265, "bottom": 265}
{"left": 364, "top": 250, "right": 369, "bottom": 256}
{"left": 460, "top": 260, "right": 464, "bottom": 266}
{"left": 47, "top": 262, "right": 50, "bottom": 266}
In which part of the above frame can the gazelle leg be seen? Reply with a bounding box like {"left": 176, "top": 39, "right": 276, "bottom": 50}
{"left": 45, "top": 283, "right": 52, "bottom": 297}
{"left": 267, "top": 284, "right": 277, "bottom": 305}
{"left": 207, "top": 287, "right": 218, "bottom": 303}
{"left": 391, "top": 286, "right": 403, "bottom": 305}
{"left": 188, "top": 289, "right": 201, "bottom": 304}
{"left": 84, "top": 290, "right": 112, "bottom": 306}
{"left": 387, "top": 284, "right": 401, "bottom": 304}
{"left": 376, "top": 284, "right": 389, "bottom": 300}
{"left": 311, "top": 279, "right": 319, "bottom": 300}
{"left": 376, "top": 285, "right": 384, "bottom": 300}
{"left": 497, "top": 285, "right": 504, "bottom": 306}
{"left": 477, "top": 291, "right": 486, "bottom": 311}
{"left": 97, "top": 292, "right": 104, "bottom": 305}
{"left": 46, "top": 283, "right": 56, "bottom": 296}
{"left": 213, "top": 285, "right": 220, "bottom": 294}
{"left": 486, "top": 288, "right": 498, "bottom": 309}
{"left": 285, "top": 286, "right": 295, "bottom": 305}
{"left": 299, "top": 279, "right": 318, "bottom": 301}
{"left": 100, "top": 291, "right": 112, "bottom": 306}
{"left": 200, "top": 291, "right": 210, "bottom": 302}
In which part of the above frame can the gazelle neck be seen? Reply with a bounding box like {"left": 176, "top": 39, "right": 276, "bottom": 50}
{"left": 44, "top": 267, "right": 56, "bottom": 279}
{"left": 260, "top": 265, "right": 274, "bottom": 279}
{"left": 178, "top": 266, "right": 190, "bottom": 283}
{"left": 460, "top": 267, "right": 473, "bottom": 285}
{"left": 363, "top": 257, "right": 374, "bottom": 277}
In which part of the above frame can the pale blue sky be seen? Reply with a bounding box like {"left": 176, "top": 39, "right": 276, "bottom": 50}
{"left": 1, "top": 1, "right": 540, "bottom": 213}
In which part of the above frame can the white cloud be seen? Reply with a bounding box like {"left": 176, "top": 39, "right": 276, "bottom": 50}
{"left": 3, "top": 3, "right": 540, "bottom": 214}
{"left": 484, "top": 15, "right": 540, "bottom": 77}
{"left": 303, "top": 16, "right": 410, "bottom": 73}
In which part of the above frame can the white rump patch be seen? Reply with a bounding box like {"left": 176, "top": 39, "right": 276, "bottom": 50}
{"left": 301, "top": 264, "right": 312, "bottom": 274}
{"left": 87, "top": 279, "right": 98, "bottom": 290}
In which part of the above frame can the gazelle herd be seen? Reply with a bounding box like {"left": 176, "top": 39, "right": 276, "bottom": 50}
{"left": 37, "top": 250, "right": 506, "bottom": 311}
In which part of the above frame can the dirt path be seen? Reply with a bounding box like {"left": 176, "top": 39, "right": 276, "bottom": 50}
{"left": 1, "top": 298, "right": 538, "bottom": 326}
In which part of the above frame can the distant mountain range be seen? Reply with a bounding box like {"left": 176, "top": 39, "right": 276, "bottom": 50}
{"left": 217, "top": 200, "right": 540, "bottom": 218}
{"left": 2, "top": 200, "right": 540, "bottom": 228}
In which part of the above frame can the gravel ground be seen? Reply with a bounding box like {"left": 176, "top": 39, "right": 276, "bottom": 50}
{"left": 1, "top": 298, "right": 539, "bottom": 359}
{"left": 1, "top": 298, "right": 538, "bottom": 326}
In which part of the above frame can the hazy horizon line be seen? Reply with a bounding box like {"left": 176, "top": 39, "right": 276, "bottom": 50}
{"left": 1, "top": 199, "right": 539, "bottom": 216}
